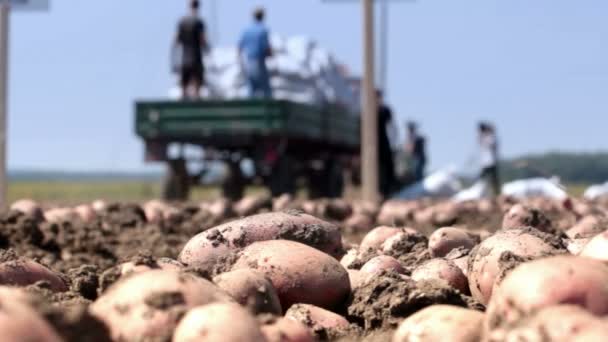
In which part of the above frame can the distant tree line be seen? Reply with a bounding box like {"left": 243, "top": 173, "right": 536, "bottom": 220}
{"left": 500, "top": 152, "right": 608, "bottom": 184}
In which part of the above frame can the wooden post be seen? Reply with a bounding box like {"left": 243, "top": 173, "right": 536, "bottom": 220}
{"left": 361, "top": 0, "right": 379, "bottom": 203}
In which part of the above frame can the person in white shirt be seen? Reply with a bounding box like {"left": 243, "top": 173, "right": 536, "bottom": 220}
{"left": 478, "top": 122, "right": 500, "bottom": 195}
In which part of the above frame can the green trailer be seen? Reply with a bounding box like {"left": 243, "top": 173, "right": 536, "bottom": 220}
{"left": 135, "top": 99, "right": 360, "bottom": 200}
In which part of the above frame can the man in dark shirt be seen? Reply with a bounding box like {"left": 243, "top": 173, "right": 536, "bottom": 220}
{"left": 406, "top": 121, "right": 427, "bottom": 182}
{"left": 377, "top": 90, "right": 396, "bottom": 198}
{"left": 172, "top": 0, "right": 207, "bottom": 99}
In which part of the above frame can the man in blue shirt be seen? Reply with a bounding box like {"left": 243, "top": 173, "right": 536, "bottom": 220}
{"left": 239, "top": 8, "right": 273, "bottom": 98}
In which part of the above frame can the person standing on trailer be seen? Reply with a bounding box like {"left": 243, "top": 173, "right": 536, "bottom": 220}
{"left": 172, "top": 0, "right": 208, "bottom": 99}
{"left": 478, "top": 122, "right": 501, "bottom": 195}
{"left": 239, "top": 7, "right": 273, "bottom": 98}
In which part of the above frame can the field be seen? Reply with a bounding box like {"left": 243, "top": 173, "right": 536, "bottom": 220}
{"left": 8, "top": 181, "right": 260, "bottom": 204}
{"left": 7, "top": 180, "right": 589, "bottom": 205}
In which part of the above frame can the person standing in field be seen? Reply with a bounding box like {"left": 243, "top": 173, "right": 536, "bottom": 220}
{"left": 239, "top": 7, "right": 273, "bottom": 99}
{"left": 405, "top": 121, "right": 427, "bottom": 182}
{"left": 478, "top": 122, "right": 500, "bottom": 195}
{"left": 172, "top": 0, "right": 207, "bottom": 99}
{"left": 377, "top": 90, "right": 396, "bottom": 198}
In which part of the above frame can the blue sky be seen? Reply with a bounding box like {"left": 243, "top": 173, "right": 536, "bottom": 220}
{"left": 8, "top": 0, "right": 608, "bottom": 172}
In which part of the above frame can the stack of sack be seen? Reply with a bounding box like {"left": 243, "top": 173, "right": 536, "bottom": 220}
{"left": 393, "top": 169, "right": 463, "bottom": 200}
{"left": 584, "top": 182, "right": 608, "bottom": 200}
{"left": 501, "top": 177, "right": 568, "bottom": 200}
{"left": 171, "top": 35, "right": 360, "bottom": 115}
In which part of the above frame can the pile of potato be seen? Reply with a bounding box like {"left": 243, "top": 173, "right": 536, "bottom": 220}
{"left": 1, "top": 195, "right": 608, "bottom": 341}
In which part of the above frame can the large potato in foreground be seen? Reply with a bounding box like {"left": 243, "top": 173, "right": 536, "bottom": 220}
{"left": 232, "top": 240, "right": 350, "bottom": 310}
{"left": 261, "top": 317, "right": 315, "bottom": 342}
{"left": 393, "top": 305, "right": 484, "bottom": 342}
{"left": 173, "top": 303, "right": 265, "bottom": 342}
{"left": 467, "top": 228, "right": 564, "bottom": 304}
{"left": 486, "top": 256, "right": 608, "bottom": 332}
{"left": 286, "top": 304, "right": 350, "bottom": 337}
{"left": 90, "top": 270, "right": 231, "bottom": 341}
{"left": 179, "top": 211, "right": 343, "bottom": 273}
{"left": 486, "top": 305, "right": 608, "bottom": 342}
{"left": 566, "top": 215, "right": 607, "bottom": 239}
{"left": 579, "top": 231, "right": 608, "bottom": 261}
{"left": 0, "top": 294, "right": 63, "bottom": 342}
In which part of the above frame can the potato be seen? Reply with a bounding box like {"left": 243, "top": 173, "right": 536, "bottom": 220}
{"left": 451, "top": 256, "right": 469, "bottom": 277}
{"left": 119, "top": 257, "right": 184, "bottom": 276}
{"left": 44, "top": 207, "right": 78, "bottom": 223}
{"left": 74, "top": 204, "right": 97, "bottom": 223}
{"left": 428, "top": 227, "right": 476, "bottom": 258}
{"left": 359, "top": 226, "right": 402, "bottom": 253}
{"left": 91, "top": 199, "right": 108, "bottom": 212}
{"left": 261, "top": 317, "right": 315, "bottom": 342}
{"left": 142, "top": 200, "right": 168, "bottom": 223}
{"left": 0, "top": 259, "right": 67, "bottom": 292}
{"left": 273, "top": 194, "right": 294, "bottom": 212}
{"left": 347, "top": 269, "right": 366, "bottom": 290}
{"left": 300, "top": 200, "right": 320, "bottom": 216}
{"left": 502, "top": 204, "right": 552, "bottom": 232}
{"left": 380, "top": 230, "right": 426, "bottom": 256}
{"left": 467, "top": 228, "right": 564, "bottom": 305}
{"left": 325, "top": 199, "right": 353, "bottom": 221}
{"left": 231, "top": 240, "right": 350, "bottom": 310}
{"left": 486, "top": 305, "right": 608, "bottom": 342}
{"left": 352, "top": 200, "right": 380, "bottom": 218}
{"left": 286, "top": 303, "right": 350, "bottom": 336}
{"left": 566, "top": 238, "right": 592, "bottom": 255}
{"left": 0, "top": 293, "right": 63, "bottom": 342}
{"left": 10, "top": 199, "right": 43, "bottom": 219}
{"left": 343, "top": 213, "right": 375, "bottom": 233}
{"left": 90, "top": 270, "right": 231, "bottom": 341}
{"left": 172, "top": 303, "right": 265, "bottom": 342}
{"left": 340, "top": 248, "right": 359, "bottom": 269}
{"left": 179, "top": 211, "right": 343, "bottom": 274}
{"left": 393, "top": 305, "right": 484, "bottom": 342}
{"left": 360, "top": 256, "right": 405, "bottom": 277}
{"left": 234, "top": 194, "right": 272, "bottom": 217}
{"left": 202, "top": 198, "right": 233, "bottom": 219}
{"left": 412, "top": 259, "right": 469, "bottom": 294}
{"left": 377, "top": 201, "right": 418, "bottom": 226}
{"left": 485, "top": 256, "right": 608, "bottom": 332}
{"left": 566, "top": 215, "right": 607, "bottom": 238}
{"left": 213, "top": 269, "right": 282, "bottom": 315}
{"left": 579, "top": 231, "right": 608, "bottom": 261}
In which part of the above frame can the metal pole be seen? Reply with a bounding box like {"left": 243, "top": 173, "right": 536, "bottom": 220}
{"left": 209, "top": 0, "right": 218, "bottom": 44}
{"left": 379, "top": 0, "right": 388, "bottom": 93}
{"left": 0, "top": 3, "right": 9, "bottom": 209}
{"left": 362, "top": 0, "right": 379, "bottom": 202}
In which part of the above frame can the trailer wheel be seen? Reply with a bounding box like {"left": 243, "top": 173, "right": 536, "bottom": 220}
{"left": 222, "top": 160, "right": 246, "bottom": 201}
{"left": 162, "top": 158, "right": 190, "bottom": 201}
{"left": 269, "top": 156, "right": 296, "bottom": 197}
